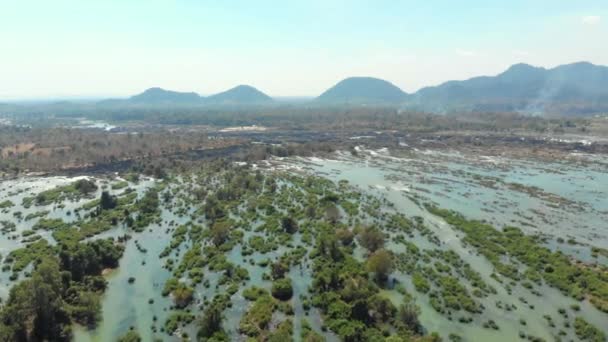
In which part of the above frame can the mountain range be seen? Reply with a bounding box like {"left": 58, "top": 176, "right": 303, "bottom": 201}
{"left": 104, "top": 84, "right": 273, "bottom": 106}
{"left": 406, "top": 61, "right": 608, "bottom": 113}
{"left": 96, "top": 61, "right": 608, "bottom": 115}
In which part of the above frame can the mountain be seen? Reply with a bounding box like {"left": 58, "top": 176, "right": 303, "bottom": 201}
{"left": 317, "top": 77, "right": 408, "bottom": 103}
{"left": 206, "top": 85, "right": 273, "bottom": 104}
{"left": 129, "top": 87, "right": 202, "bottom": 104}
{"left": 408, "top": 62, "right": 608, "bottom": 114}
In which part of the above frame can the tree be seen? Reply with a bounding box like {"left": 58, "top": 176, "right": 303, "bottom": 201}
{"left": 357, "top": 226, "right": 385, "bottom": 252}
{"left": 281, "top": 217, "right": 298, "bottom": 234}
{"left": 335, "top": 228, "right": 354, "bottom": 246}
{"left": 99, "top": 191, "right": 117, "bottom": 210}
{"left": 198, "top": 303, "right": 225, "bottom": 339}
{"left": 137, "top": 189, "right": 159, "bottom": 214}
{"left": 31, "top": 259, "right": 71, "bottom": 340}
{"left": 368, "top": 295, "right": 397, "bottom": 324}
{"left": 204, "top": 196, "right": 225, "bottom": 221}
{"left": 172, "top": 283, "right": 194, "bottom": 308}
{"left": 397, "top": 300, "right": 422, "bottom": 334}
{"left": 0, "top": 259, "right": 71, "bottom": 341}
{"left": 74, "top": 179, "right": 98, "bottom": 195}
{"left": 271, "top": 278, "right": 293, "bottom": 300}
{"left": 271, "top": 261, "right": 288, "bottom": 280}
{"left": 210, "top": 221, "right": 230, "bottom": 246}
{"left": 325, "top": 204, "right": 341, "bottom": 224}
{"left": 68, "top": 291, "right": 101, "bottom": 326}
{"left": 367, "top": 249, "right": 393, "bottom": 282}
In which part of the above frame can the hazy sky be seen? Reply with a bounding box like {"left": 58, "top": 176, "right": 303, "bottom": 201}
{"left": 1, "top": 0, "right": 607, "bottom": 99}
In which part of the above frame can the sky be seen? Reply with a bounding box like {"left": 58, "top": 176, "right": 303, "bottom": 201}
{"left": 0, "top": 0, "right": 607, "bottom": 99}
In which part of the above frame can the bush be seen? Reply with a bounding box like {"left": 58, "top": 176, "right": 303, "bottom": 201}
{"left": 574, "top": 317, "right": 605, "bottom": 342}
{"left": 117, "top": 330, "right": 141, "bottom": 342}
{"left": 357, "top": 227, "right": 385, "bottom": 252}
{"left": 100, "top": 191, "right": 117, "bottom": 210}
{"left": 271, "top": 278, "right": 293, "bottom": 301}
{"left": 367, "top": 249, "right": 393, "bottom": 282}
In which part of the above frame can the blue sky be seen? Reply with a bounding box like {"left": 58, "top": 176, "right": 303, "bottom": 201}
{"left": 0, "top": 0, "right": 606, "bottom": 99}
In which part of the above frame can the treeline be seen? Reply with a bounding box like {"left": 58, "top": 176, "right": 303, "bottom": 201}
{"left": 1, "top": 101, "right": 594, "bottom": 133}
{"left": 0, "top": 127, "right": 239, "bottom": 175}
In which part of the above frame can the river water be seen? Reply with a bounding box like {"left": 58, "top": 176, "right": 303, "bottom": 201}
{"left": 1, "top": 145, "right": 607, "bottom": 341}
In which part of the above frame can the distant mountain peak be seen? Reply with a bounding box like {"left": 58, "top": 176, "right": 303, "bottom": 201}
{"left": 503, "top": 63, "right": 541, "bottom": 72}
{"left": 129, "top": 87, "right": 202, "bottom": 103}
{"left": 206, "top": 85, "right": 272, "bottom": 104}
{"left": 317, "top": 77, "right": 408, "bottom": 103}
{"left": 232, "top": 84, "right": 259, "bottom": 91}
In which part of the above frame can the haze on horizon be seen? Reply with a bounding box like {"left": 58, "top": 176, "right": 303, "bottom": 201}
{"left": 1, "top": 0, "right": 607, "bottom": 100}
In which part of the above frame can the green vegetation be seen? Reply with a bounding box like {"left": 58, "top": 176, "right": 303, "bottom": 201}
{"left": 198, "top": 297, "right": 228, "bottom": 341}
{"left": 357, "top": 226, "right": 385, "bottom": 252}
{"left": 1, "top": 158, "right": 606, "bottom": 341}
{"left": 33, "top": 218, "right": 70, "bottom": 231}
{"left": 0, "top": 242, "right": 122, "bottom": 341}
{"left": 171, "top": 282, "right": 194, "bottom": 308}
{"left": 111, "top": 181, "right": 129, "bottom": 190}
{"left": 574, "top": 317, "right": 606, "bottom": 342}
{"left": 271, "top": 278, "right": 293, "bottom": 300}
{"left": 164, "top": 312, "right": 195, "bottom": 335}
{"left": 0, "top": 259, "right": 72, "bottom": 340}
{"left": 366, "top": 249, "right": 394, "bottom": 283}
{"left": 33, "top": 179, "right": 98, "bottom": 206}
{"left": 311, "top": 226, "right": 425, "bottom": 340}
{"left": 117, "top": 330, "right": 141, "bottom": 342}
{"left": 0, "top": 220, "right": 16, "bottom": 234}
{"left": 427, "top": 206, "right": 608, "bottom": 313}
{"left": 24, "top": 210, "right": 50, "bottom": 221}
{"left": 100, "top": 191, "right": 117, "bottom": 210}
{"left": 5, "top": 239, "right": 55, "bottom": 272}
{"left": 133, "top": 188, "right": 160, "bottom": 231}
{"left": 239, "top": 292, "right": 276, "bottom": 337}
{"left": 0, "top": 200, "right": 14, "bottom": 209}
{"left": 412, "top": 272, "right": 430, "bottom": 293}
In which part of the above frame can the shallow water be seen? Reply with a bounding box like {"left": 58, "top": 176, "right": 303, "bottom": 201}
{"left": 1, "top": 148, "right": 607, "bottom": 341}
{"left": 282, "top": 148, "right": 608, "bottom": 341}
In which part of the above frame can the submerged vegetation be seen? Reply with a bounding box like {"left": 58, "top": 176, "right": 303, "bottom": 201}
{"left": 0, "top": 178, "right": 160, "bottom": 339}
{"left": 0, "top": 240, "right": 123, "bottom": 340}
{"left": 427, "top": 206, "right": 608, "bottom": 314}
{"left": 0, "top": 144, "right": 606, "bottom": 341}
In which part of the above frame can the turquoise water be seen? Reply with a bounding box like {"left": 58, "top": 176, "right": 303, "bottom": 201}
{"left": 279, "top": 147, "right": 608, "bottom": 341}
{"left": 1, "top": 147, "right": 607, "bottom": 341}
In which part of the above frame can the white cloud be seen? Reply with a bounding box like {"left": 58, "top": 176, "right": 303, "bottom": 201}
{"left": 582, "top": 15, "right": 601, "bottom": 25}
{"left": 455, "top": 49, "right": 477, "bottom": 57}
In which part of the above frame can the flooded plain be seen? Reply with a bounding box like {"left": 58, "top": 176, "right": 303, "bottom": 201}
{"left": 275, "top": 146, "right": 608, "bottom": 341}
{"left": 0, "top": 144, "right": 606, "bottom": 341}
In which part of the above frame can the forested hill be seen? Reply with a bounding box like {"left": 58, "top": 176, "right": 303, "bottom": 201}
{"left": 205, "top": 85, "right": 273, "bottom": 104}
{"left": 317, "top": 77, "right": 408, "bottom": 104}
{"left": 129, "top": 87, "right": 203, "bottom": 104}
{"left": 406, "top": 62, "right": 608, "bottom": 114}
